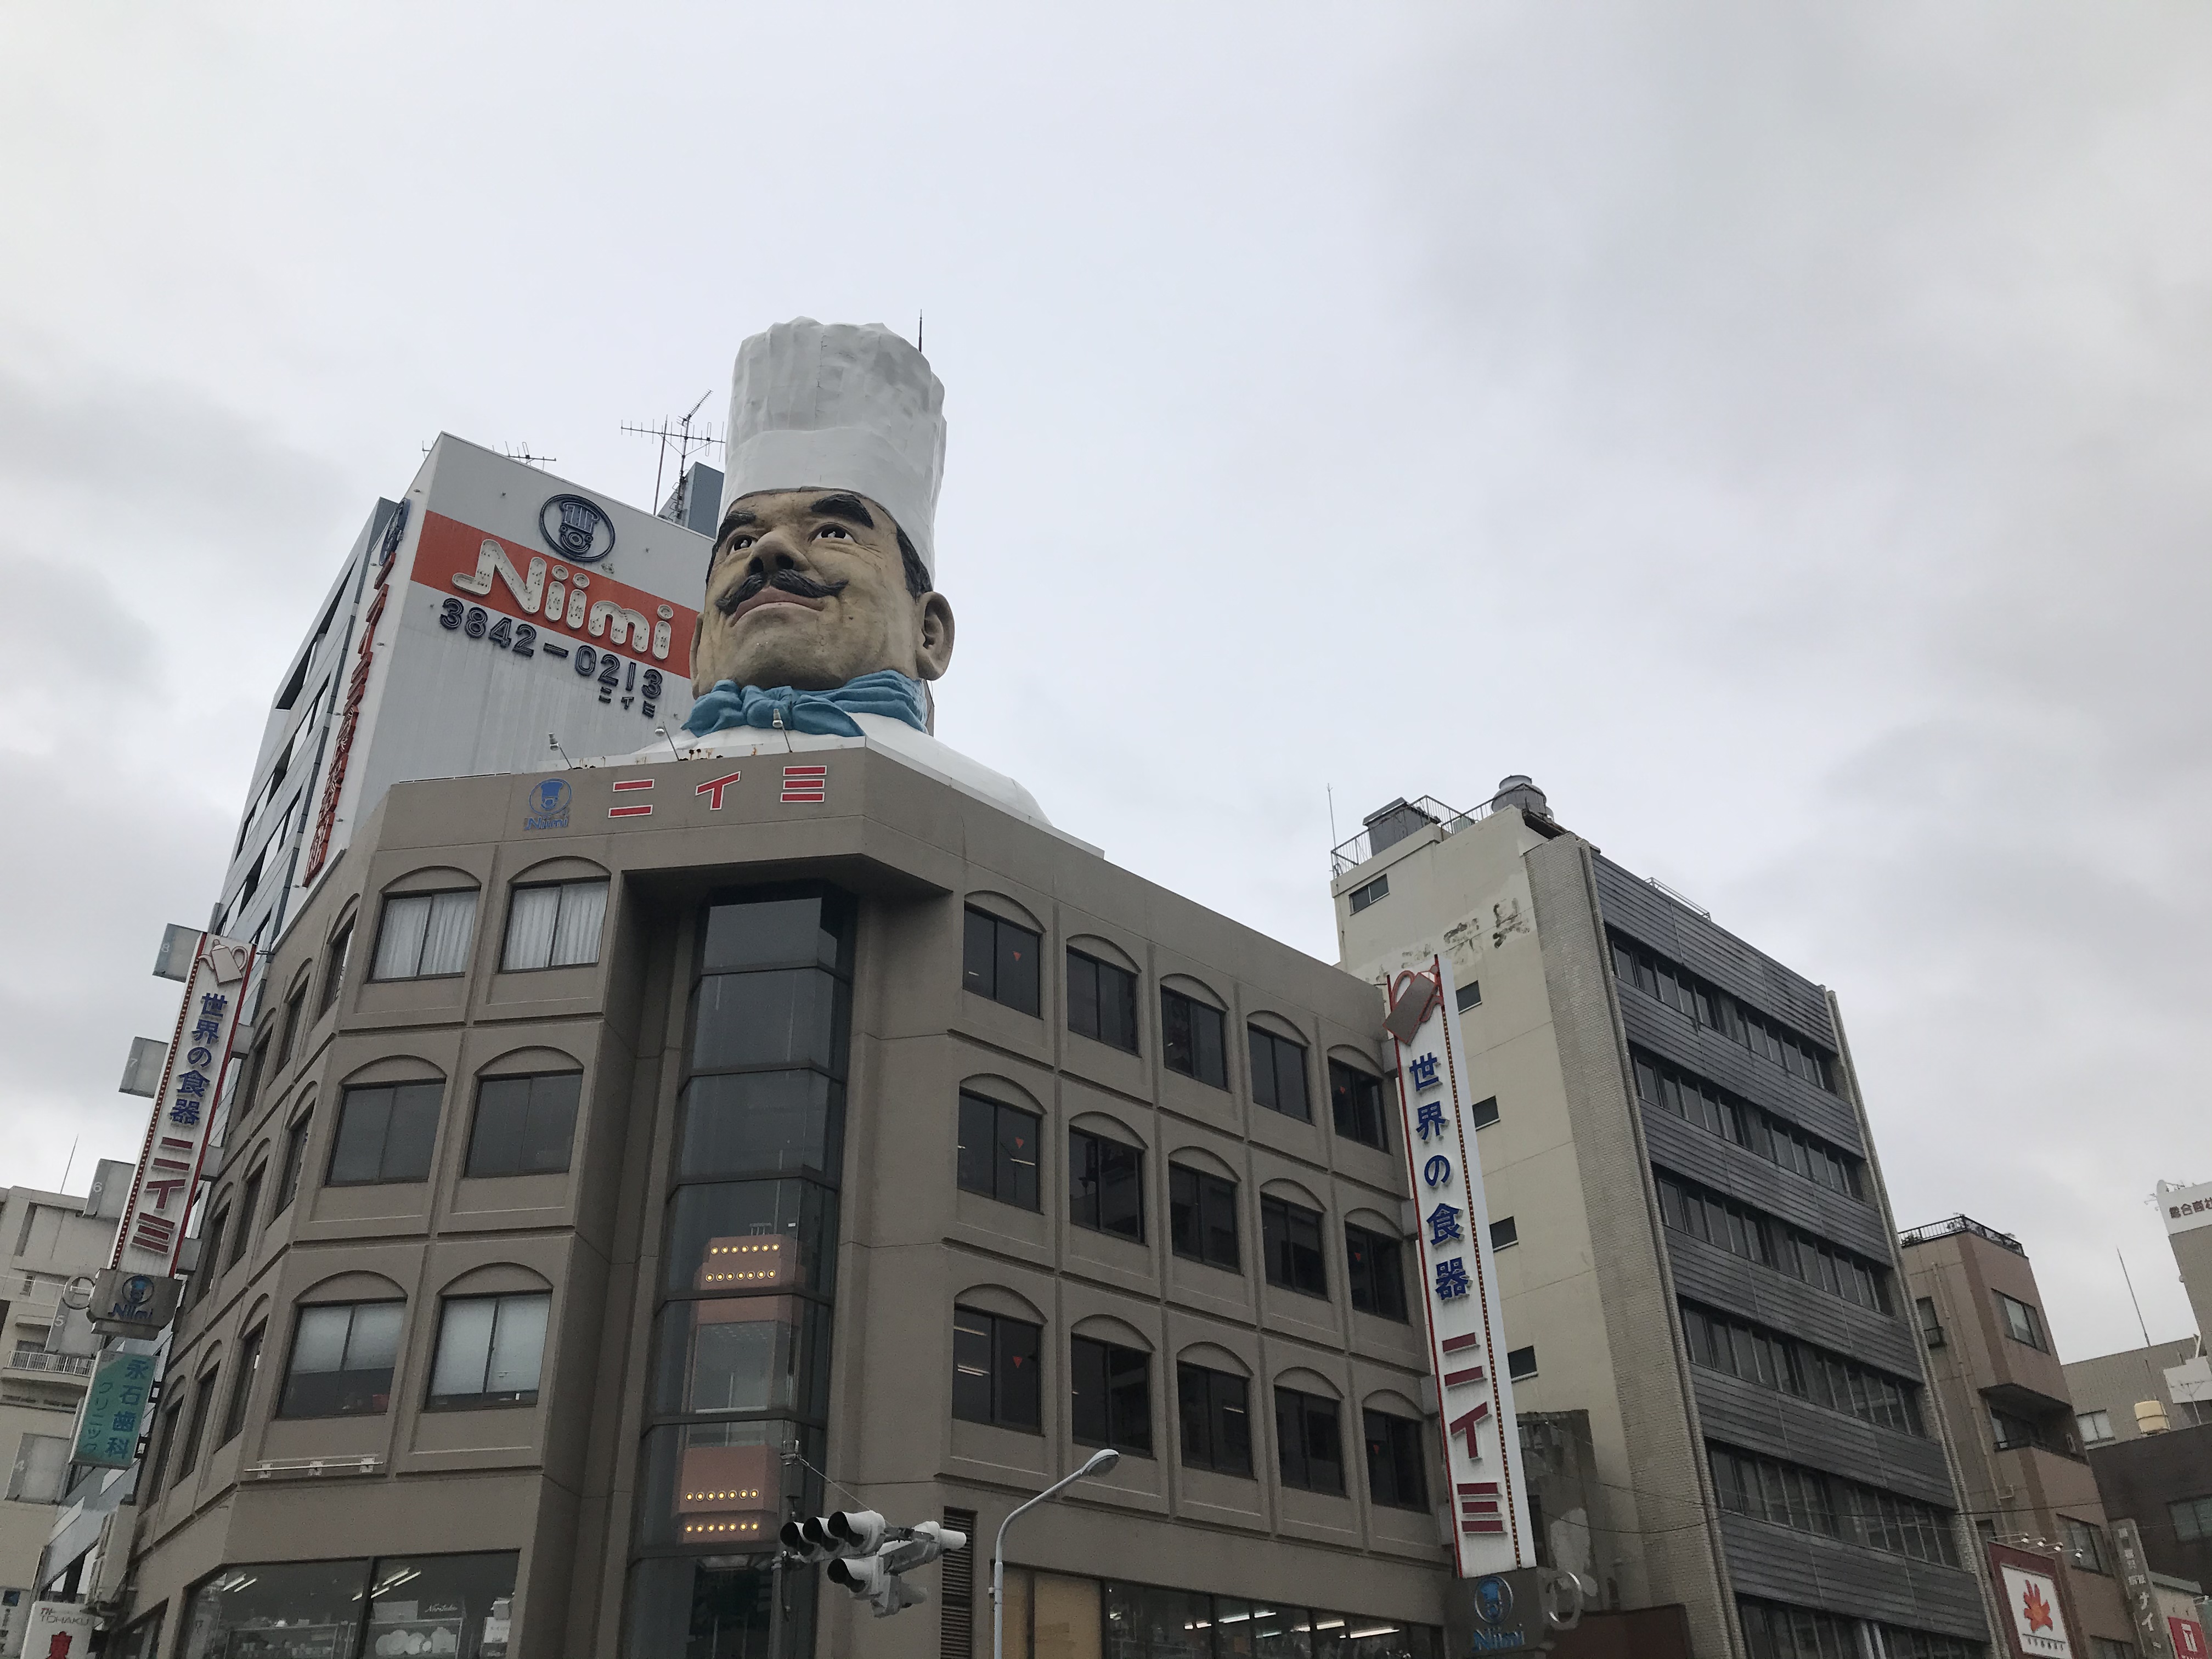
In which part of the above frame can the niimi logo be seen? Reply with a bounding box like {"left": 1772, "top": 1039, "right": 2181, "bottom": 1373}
{"left": 524, "top": 777, "right": 572, "bottom": 830}
{"left": 540, "top": 493, "right": 616, "bottom": 563}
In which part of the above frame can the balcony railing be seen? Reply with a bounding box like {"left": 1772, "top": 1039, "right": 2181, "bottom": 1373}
{"left": 8, "top": 1348, "right": 93, "bottom": 1376}
{"left": 1897, "top": 1214, "right": 2025, "bottom": 1256}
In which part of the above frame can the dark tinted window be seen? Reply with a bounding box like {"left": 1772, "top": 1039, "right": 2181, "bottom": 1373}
{"left": 1071, "top": 1336, "right": 1152, "bottom": 1454}
{"left": 963, "top": 907, "right": 1041, "bottom": 1016}
{"left": 1249, "top": 1027, "right": 1310, "bottom": 1120}
{"left": 1067, "top": 950, "right": 1138, "bottom": 1053}
{"left": 1329, "top": 1060, "right": 1388, "bottom": 1149}
{"left": 1170, "top": 1166, "right": 1239, "bottom": 1272}
{"left": 328, "top": 1081, "right": 442, "bottom": 1184}
{"left": 1160, "top": 989, "right": 1227, "bottom": 1088}
{"left": 220, "top": 1325, "right": 264, "bottom": 1445}
{"left": 465, "top": 1073, "right": 582, "bottom": 1177}
{"left": 1489, "top": 1216, "right": 1518, "bottom": 1250}
{"left": 230, "top": 1167, "right": 264, "bottom": 1265}
{"left": 1262, "top": 1195, "right": 1327, "bottom": 1297}
{"left": 956, "top": 1092, "right": 1042, "bottom": 1210}
{"left": 1470, "top": 1096, "right": 1500, "bottom": 1129}
{"left": 952, "top": 1307, "right": 1041, "bottom": 1430}
{"left": 1176, "top": 1363, "right": 1251, "bottom": 1476}
{"left": 1364, "top": 1410, "right": 1427, "bottom": 1509}
{"left": 319, "top": 918, "right": 352, "bottom": 1013}
{"left": 678, "top": 1071, "right": 844, "bottom": 1182}
{"left": 1070, "top": 1129, "right": 1144, "bottom": 1240}
{"left": 1345, "top": 1223, "right": 1407, "bottom": 1320}
{"left": 1275, "top": 1388, "right": 1344, "bottom": 1493}
{"left": 1506, "top": 1346, "right": 1538, "bottom": 1381}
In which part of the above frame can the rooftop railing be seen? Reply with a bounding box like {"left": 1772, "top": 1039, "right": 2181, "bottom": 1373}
{"left": 1897, "top": 1214, "right": 2025, "bottom": 1256}
{"left": 1331, "top": 797, "right": 1490, "bottom": 879}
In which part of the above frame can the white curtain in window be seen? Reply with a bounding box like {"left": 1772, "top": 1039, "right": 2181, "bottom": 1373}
{"left": 290, "top": 1305, "right": 352, "bottom": 1374}
{"left": 487, "top": 1294, "right": 550, "bottom": 1393}
{"left": 433, "top": 1299, "right": 498, "bottom": 1395}
{"left": 549, "top": 882, "right": 608, "bottom": 968}
{"left": 503, "top": 887, "right": 561, "bottom": 972}
{"left": 417, "top": 890, "right": 478, "bottom": 977}
{"left": 374, "top": 895, "right": 431, "bottom": 980}
{"left": 345, "top": 1302, "right": 404, "bottom": 1368}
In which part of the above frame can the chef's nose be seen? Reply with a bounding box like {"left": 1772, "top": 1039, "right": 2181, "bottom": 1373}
{"left": 741, "top": 527, "right": 806, "bottom": 582}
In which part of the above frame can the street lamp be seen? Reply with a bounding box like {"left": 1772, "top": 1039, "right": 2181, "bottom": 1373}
{"left": 991, "top": 1447, "right": 1120, "bottom": 1659}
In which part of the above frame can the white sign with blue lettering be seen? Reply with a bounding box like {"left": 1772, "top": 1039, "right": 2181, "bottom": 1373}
{"left": 1385, "top": 954, "right": 1533, "bottom": 1576}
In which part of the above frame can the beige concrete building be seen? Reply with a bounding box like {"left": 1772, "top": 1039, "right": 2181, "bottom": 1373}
{"left": 112, "top": 740, "right": 1476, "bottom": 1659}
{"left": 2, "top": 1180, "right": 126, "bottom": 1656}
{"left": 1330, "top": 783, "right": 1993, "bottom": 1659}
{"left": 1898, "top": 1214, "right": 2137, "bottom": 1656}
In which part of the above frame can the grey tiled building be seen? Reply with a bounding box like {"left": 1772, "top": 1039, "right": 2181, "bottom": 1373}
{"left": 117, "top": 741, "right": 1465, "bottom": 1659}
{"left": 1332, "top": 783, "right": 1997, "bottom": 1659}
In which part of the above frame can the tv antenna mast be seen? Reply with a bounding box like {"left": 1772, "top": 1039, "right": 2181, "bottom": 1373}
{"left": 622, "top": 391, "right": 724, "bottom": 519}
{"left": 501, "top": 443, "right": 558, "bottom": 469}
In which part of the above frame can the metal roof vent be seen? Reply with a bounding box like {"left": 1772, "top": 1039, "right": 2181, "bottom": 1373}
{"left": 1490, "top": 775, "right": 1550, "bottom": 819}
{"left": 1362, "top": 797, "right": 1438, "bottom": 855}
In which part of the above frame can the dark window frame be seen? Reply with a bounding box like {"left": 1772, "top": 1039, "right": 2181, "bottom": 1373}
{"left": 1069, "top": 1126, "right": 1144, "bottom": 1242}
{"left": 229, "top": 1166, "right": 265, "bottom": 1266}
{"left": 218, "top": 1324, "right": 264, "bottom": 1447}
{"left": 1344, "top": 1222, "right": 1407, "bottom": 1321}
{"left": 327, "top": 1079, "right": 444, "bottom": 1187}
{"left": 1160, "top": 988, "right": 1229, "bottom": 1089}
{"left": 1070, "top": 1335, "right": 1153, "bottom": 1455}
{"left": 1329, "top": 1059, "right": 1389, "bottom": 1150}
{"left": 1176, "top": 1362, "right": 1253, "bottom": 1477}
{"left": 425, "top": 1291, "right": 551, "bottom": 1411}
{"left": 1248, "top": 1025, "right": 1311, "bottom": 1121}
{"left": 1363, "top": 1409, "right": 1428, "bottom": 1510}
{"left": 1274, "top": 1387, "right": 1345, "bottom": 1494}
{"left": 1066, "top": 948, "right": 1139, "bottom": 1054}
{"left": 499, "top": 877, "right": 612, "bottom": 973}
{"left": 1261, "top": 1195, "right": 1328, "bottom": 1299}
{"left": 272, "top": 1111, "right": 312, "bottom": 1220}
{"left": 462, "top": 1070, "right": 583, "bottom": 1178}
{"left": 952, "top": 1306, "right": 1043, "bottom": 1432}
{"left": 277, "top": 1299, "right": 405, "bottom": 1419}
{"left": 957, "top": 1091, "right": 1043, "bottom": 1211}
{"left": 172, "top": 1367, "right": 220, "bottom": 1481}
{"left": 962, "top": 906, "right": 1042, "bottom": 1017}
{"left": 319, "top": 916, "right": 353, "bottom": 1014}
{"left": 369, "top": 888, "right": 479, "bottom": 982}
{"left": 1169, "top": 1164, "right": 1240, "bottom": 1272}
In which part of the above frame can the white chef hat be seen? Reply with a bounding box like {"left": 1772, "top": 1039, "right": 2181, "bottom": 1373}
{"left": 720, "top": 318, "right": 947, "bottom": 580}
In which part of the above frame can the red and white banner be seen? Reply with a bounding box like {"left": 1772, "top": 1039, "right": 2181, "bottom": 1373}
{"left": 1386, "top": 955, "right": 1532, "bottom": 1575}
{"left": 110, "top": 933, "right": 255, "bottom": 1279}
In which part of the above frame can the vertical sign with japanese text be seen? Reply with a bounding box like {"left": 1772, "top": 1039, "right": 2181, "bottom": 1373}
{"left": 110, "top": 933, "right": 255, "bottom": 1279}
{"left": 1385, "top": 955, "right": 1532, "bottom": 1576}
{"left": 72, "top": 1350, "right": 158, "bottom": 1469}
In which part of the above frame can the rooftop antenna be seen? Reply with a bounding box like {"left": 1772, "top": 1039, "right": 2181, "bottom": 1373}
{"left": 622, "top": 391, "right": 723, "bottom": 521}
{"left": 58, "top": 1134, "right": 79, "bottom": 1194}
{"left": 548, "top": 733, "right": 572, "bottom": 770}
{"left": 503, "top": 444, "right": 558, "bottom": 470}
{"left": 917, "top": 311, "right": 923, "bottom": 352}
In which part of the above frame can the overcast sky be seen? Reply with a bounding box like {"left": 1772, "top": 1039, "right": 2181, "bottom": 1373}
{"left": 2, "top": 3, "right": 2204, "bottom": 1361}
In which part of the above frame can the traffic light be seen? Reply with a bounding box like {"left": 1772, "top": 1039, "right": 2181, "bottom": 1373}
{"left": 778, "top": 1509, "right": 887, "bottom": 1563}
{"left": 809, "top": 1517, "right": 969, "bottom": 1618}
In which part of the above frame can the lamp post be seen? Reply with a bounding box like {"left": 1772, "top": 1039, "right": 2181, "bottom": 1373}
{"left": 991, "top": 1447, "right": 1120, "bottom": 1659}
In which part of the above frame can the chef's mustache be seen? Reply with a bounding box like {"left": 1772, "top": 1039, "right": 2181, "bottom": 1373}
{"left": 716, "top": 566, "right": 851, "bottom": 614}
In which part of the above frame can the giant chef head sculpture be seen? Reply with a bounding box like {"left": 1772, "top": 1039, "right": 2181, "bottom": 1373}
{"left": 684, "top": 319, "right": 954, "bottom": 738}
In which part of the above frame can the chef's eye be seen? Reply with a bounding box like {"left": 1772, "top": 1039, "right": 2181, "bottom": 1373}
{"left": 814, "top": 524, "right": 853, "bottom": 540}
{"left": 725, "top": 534, "right": 755, "bottom": 554}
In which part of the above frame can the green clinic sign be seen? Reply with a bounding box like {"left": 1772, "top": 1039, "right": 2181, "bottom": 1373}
{"left": 74, "top": 1351, "right": 157, "bottom": 1469}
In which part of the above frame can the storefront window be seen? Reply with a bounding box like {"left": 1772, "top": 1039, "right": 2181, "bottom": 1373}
{"left": 178, "top": 1554, "right": 516, "bottom": 1659}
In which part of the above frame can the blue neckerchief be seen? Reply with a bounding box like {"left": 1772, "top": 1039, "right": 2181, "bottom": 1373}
{"left": 681, "top": 669, "right": 928, "bottom": 739}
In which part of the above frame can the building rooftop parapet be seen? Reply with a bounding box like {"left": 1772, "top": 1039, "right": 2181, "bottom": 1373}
{"left": 1898, "top": 1214, "right": 2025, "bottom": 1256}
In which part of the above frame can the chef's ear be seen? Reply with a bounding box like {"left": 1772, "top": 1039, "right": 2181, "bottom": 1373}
{"left": 915, "top": 594, "right": 954, "bottom": 680}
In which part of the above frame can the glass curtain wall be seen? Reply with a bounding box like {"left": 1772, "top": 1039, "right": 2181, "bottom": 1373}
{"left": 624, "top": 886, "right": 854, "bottom": 1659}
